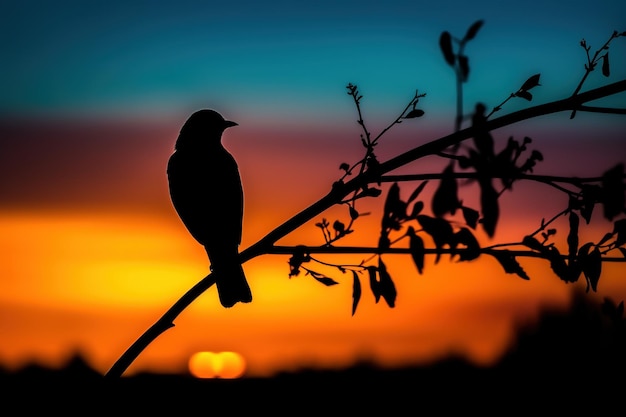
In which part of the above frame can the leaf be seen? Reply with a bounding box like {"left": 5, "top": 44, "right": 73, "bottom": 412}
{"left": 416, "top": 215, "right": 454, "bottom": 264}
{"left": 363, "top": 187, "right": 382, "bottom": 197}
{"left": 308, "top": 270, "right": 339, "bottom": 286}
{"left": 614, "top": 218, "right": 626, "bottom": 246}
{"left": 452, "top": 228, "right": 481, "bottom": 261}
{"left": 351, "top": 271, "right": 361, "bottom": 316}
{"left": 567, "top": 211, "right": 579, "bottom": 260}
{"left": 333, "top": 220, "right": 345, "bottom": 234}
{"left": 407, "top": 226, "right": 425, "bottom": 274}
{"left": 461, "top": 205, "right": 479, "bottom": 229}
{"left": 367, "top": 266, "right": 380, "bottom": 303}
{"left": 381, "top": 182, "right": 406, "bottom": 230}
{"left": 514, "top": 90, "right": 533, "bottom": 101}
{"left": 580, "top": 184, "right": 601, "bottom": 224}
{"left": 519, "top": 73, "right": 541, "bottom": 91}
{"left": 439, "top": 31, "right": 455, "bottom": 66}
{"left": 377, "top": 258, "right": 397, "bottom": 308}
{"left": 405, "top": 109, "right": 425, "bottom": 118}
{"left": 580, "top": 245, "right": 602, "bottom": 292}
{"left": 546, "top": 246, "right": 576, "bottom": 283}
{"left": 378, "top": 232, "right": 391, "bottom": 251}
{"left": 463, "top": 19, "right": 484, "bottom": 42}
{"left": 432, "top": 163, "right": 460, "bottom": 217}
{"left": 602, "top": 53, "right": 610, "bottom": 77}
{"left": 522, "top": 235, "right": 544, "bottom": 252}
{"left": 578, "top": 242, "right": 594, "bottom": 258}
{"left": 409, "top": 201, "right": 424, "bottom": 218}
{"left": 407, "top": 181, "right": 428, "bottom": 204}
{"left": 598, "top": 232, "right": 614, "bottom": 246}
{"left": 349, "top": 206, "right": 359, "bottom": 220}
{"left": 288, "top": 246, "right": 310, "bottom": 277}
{"left": 601, "top": 163, "right": 625, "bottom": 221}
{"left": 479, "top": 178, "right": 499, "bottom": 238}
{"left": 339, "top": 162, "right": 350, "bottom": 172}
{"left": 489, "top": 250, "right": 530, "bottom": 280}
{"left": 383, "top": 182, "right": 401, "bottom": 218}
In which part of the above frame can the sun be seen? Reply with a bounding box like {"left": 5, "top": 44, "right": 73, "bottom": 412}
{"left": 188, "top": 351, "right": 246, "bottom": 379}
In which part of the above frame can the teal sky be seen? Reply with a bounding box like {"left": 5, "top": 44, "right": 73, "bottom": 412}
{"left": 2, "top": 0, "right": 625, "bottom": 126}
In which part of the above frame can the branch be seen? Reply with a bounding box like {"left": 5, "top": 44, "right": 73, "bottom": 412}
{"left": 105, "top": 274, "right": 216, "bottom": 378}
{"left": 265, "top": 245, "right": 626, "bottom": 262}
{"left": 105, "top": 78, "right": 626, "bottom": 378}
{"left": 576, "top": 105, "right": 626, "bottom": 115}
{"left": 245, "top": 80, "right": 626, "bottom": 258}
{"left": 381, "top": 173, "right": 626, "bottom": 185}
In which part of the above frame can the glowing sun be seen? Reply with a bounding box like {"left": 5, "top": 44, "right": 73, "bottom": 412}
{"left": 188, "top": 351, "right": 246, "bottom": 379}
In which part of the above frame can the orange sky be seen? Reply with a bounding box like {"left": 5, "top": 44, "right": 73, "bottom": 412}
{"left": 1, "top": 117, "right": 625, "bottom": 378}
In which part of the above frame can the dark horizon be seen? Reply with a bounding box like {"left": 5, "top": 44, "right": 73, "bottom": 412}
{"left": 3, "top": 290, "right": 624, "bottom": 413}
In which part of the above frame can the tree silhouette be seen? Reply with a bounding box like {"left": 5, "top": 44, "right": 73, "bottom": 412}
{"left": 105, "top": 21, "right": 626, "bottom": 378}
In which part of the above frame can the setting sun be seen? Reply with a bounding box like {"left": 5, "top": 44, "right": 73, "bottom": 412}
{"left": 188, "top": 351, "right": 247, "bottom": 379}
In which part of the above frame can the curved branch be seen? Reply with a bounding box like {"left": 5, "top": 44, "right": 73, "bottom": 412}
{"left": 105, "top": 78, "right": 626, "bottom": 378}
{"left": 381, "top": 173, "right": 625, "bottom": 184}
{"left": 105, "top": 274, "right": 217, "bottom": 378}
{"left": 577, "top": 105, "right": 626, "bottom": 115}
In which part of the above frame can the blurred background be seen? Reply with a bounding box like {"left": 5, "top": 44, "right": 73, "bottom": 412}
{"left": 1, "top": 0, "right": 625, "bottom": 381}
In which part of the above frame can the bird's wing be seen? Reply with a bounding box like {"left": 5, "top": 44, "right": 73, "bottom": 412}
{"left": 167, "top": 150, "right": 243, "bottom": 247}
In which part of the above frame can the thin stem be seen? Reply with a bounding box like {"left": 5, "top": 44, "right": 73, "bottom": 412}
{"left": 453, "top": 39, "right": 468, "bottom": 132}
{"left": 570, "top": 31, "right": 622, "bottom": 118}
{"left": 455, "top": 71, "right": 463, "bottom": 132}
{"left": 372, "top": 91, "right": 425, "bottom": 145}
{"left": 486, "top": 93, "right": 515, "bottom": 119}
{"left": 529, "top": 208, "right": 570, "bottom": 238}
{"left": 571, "top": 34, "right": 617, "bottom": 97}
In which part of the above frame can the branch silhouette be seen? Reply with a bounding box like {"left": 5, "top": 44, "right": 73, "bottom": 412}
{"left": 105, "top": 22, "right": 626, "bottom": 378}
{"left": 105, "top": 77, "right": 626, "bottom": 378}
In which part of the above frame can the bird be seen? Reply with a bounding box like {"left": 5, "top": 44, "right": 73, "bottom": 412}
{"left": 167, "top": 109, "right": 252, "bottom": 308}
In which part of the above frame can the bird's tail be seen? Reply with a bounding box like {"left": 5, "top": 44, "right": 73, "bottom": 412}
{"left": 206, "top": 246, "right": 252, "bottom": 308}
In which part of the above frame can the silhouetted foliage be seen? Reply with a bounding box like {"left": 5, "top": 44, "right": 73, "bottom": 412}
{"left": 106, "top": 21, "right": 626, "bottom": 379}
{"left": 286, "top": 23, "right": 626, "bottom": 317}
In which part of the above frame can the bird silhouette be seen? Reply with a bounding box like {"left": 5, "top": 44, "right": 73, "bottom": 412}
{"left": 167, "top": 109, "right": 252, "bottom": 308}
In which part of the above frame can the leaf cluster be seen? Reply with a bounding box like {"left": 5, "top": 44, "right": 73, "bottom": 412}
{"left": 292, "top": 24, "right": 626, "bottom": 316}
{"left": 439, "top": 20, "right": 484, "bottom": 82}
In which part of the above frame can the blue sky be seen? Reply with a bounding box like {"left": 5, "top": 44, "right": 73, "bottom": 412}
{"left": 2, "top": 0, "right": 625, "bottom": 126}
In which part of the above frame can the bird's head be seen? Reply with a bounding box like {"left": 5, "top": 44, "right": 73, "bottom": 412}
{"left": 176, "top": 109, "right": 238, "bottom": 149}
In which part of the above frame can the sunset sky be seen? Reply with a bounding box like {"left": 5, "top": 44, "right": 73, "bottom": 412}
{"left": 1, "top": 0, "right": 625, "bottom": 378}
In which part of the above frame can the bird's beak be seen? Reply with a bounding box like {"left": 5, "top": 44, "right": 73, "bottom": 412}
{"left": 223, "top": 120, "right": 238, "bottom": 128}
